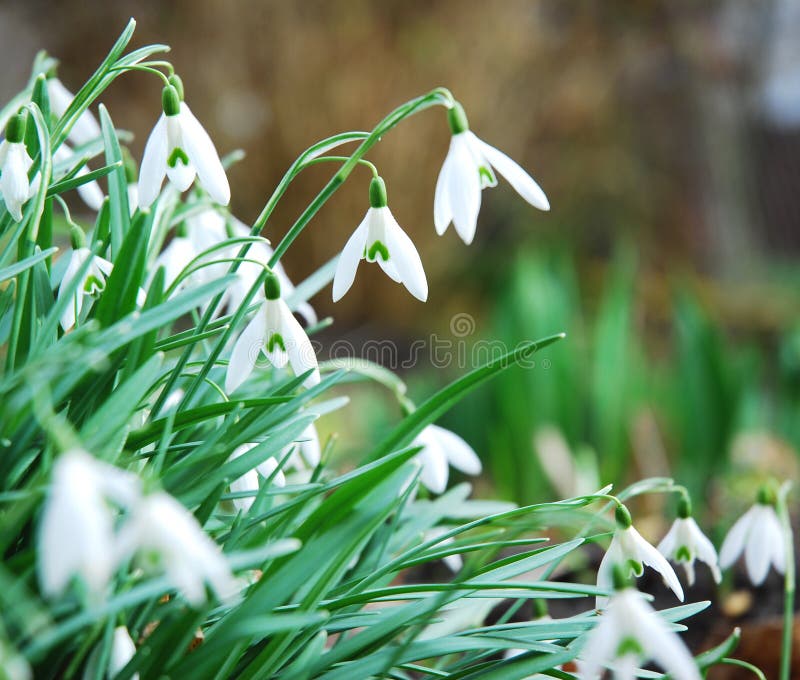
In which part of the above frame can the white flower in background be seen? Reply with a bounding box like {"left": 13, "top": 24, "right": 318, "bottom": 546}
{"left": 596, "top": 505, "right": 683, "bottom": 609}
{"left": 332, "top": 176, "right": 427, "bottom": 302}
{"left": 579, "top": 572, "right": 701, "bottom": 680}
{"left": 719, "top": 488, "right": 786, "bottom": 585}
{"left": 434, "top": 102, "right": 549, "bottom": 245}
{"left": 226, "top": 272, "right": 320, "bottom": 393}
{"left": 117, "top": 491, "right": 237, "bottom": 606}
{"left": 38, "top": 449, "right": 140, "bottom": 599}
{"left": 47, "top": 77, "right": 101, "bottom": 146}
{"left": 0, "top": 112, "right": 34, "bottom": 222}
{"left": 53, "top": 143, "right": 105, "bottom": 211}
{"left": 0, "top": 639, "right": 31, "bottom": 680}
{"left": 57, "top": 227, "right": 113, "bottom": 331}
{"left": 657, "top": 498, "right": 721, "bottom": 586}
{"left": 413, "top": 424, "right": 482, "bottom": 494}
{"left": 229, "top": 443, "right": 286, "bottom": 512}
{"left": 109, "top": 626, "right": 138, "bottom": 680}
{"left": 281, "top": 423, "right": 321, "bottom": 471}
{"left": 138, "top": 83, "right": 230, "bottom": 207}
{"left": 427, "top": 526, "right": 464, "bottom": 573}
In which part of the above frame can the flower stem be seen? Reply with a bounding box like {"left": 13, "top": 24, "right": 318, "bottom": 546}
{"left": 778, "top": 481, "right": 794, "bottom": 680}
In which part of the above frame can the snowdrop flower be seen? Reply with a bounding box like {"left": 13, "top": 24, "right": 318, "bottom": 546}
{"left": 719, "top": 487, "right": 786, "bottom": 585}
{"left": 657, "top": 496, "right": 721, "bottom": 586}
{"left": 596, "top": 505, "right": 683, "bottom": 609}
{"left": 117, "top": 491, "right": 237, "bottom": 606}
{"left": 0, "top": 112, "right": 34, "bottom": 222}
{"left": 434, "top": 102, "right": 549, "bottom": 245}
{"left": 38, "top": 449, "right": 140, "bottom": 599}
{"left": 47, "top": 77, "right": 101, "bottom": 146}
{"left": 138, "top": 83, "right": 230, "bottom": 208}
{"left": 57, "top": 227, "right": 113, "bottom": 331}
{"left": 413, "top": 424, "right": 482, "bottom": 494}
{"left": 229, "top": 443, "right": 286, "bottom": 512}
{"left": 53, "top": 143, "right": 105, "bottom": 211}
{"left": 579, "top": 567, "right": 701, "bottom": 680}
{"left": 109, "top": 626, "right": 138, "bottom": 680}
{"left": 332, "top": 176, "right": 427, "bottom": 302}
{"left": 427, "top": 526, "right": 464, "bottom": 573}
{"left": 282, "top": 423, "right": 321, "bottom": 471}
{"left": 226, "top": 272, "right": 320, "bottom": 393}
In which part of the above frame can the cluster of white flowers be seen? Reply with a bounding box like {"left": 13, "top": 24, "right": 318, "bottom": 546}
{"left": 38, "top": 449, "right": 237, "bottom": 607}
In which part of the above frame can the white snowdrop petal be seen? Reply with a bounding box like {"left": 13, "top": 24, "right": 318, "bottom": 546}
{"left": 447, "top": 135, "right": 481, "bottom": 245}
{"left": 280, "top": 302, "right": 320, "bottom": 386}
{"left": 382, "top": 208, "right": 428, "bottom": 301}
{"left": 595, "top": 537, "right": 621, "bottom": 609}
{"left": 429, "top": 425, "right": 481, "bottom": 475}
{"left": 109, "top": 627, "right": 138, "bottom": 680}
{"left": 766, "top": 507, "right": 787, "bottom": 574}
{"left": 48, "top": 79, "right": 102, "bottom": 146}
{"left": 478, "top": 137, "right": 550, "bottom": 211}
{"left": 433, "top": 145, "right": 454, "bottom": 235}
{"left": 226, "top": 305, "right": 268, "bottom": 393}
{"left": 256, "top": 457, "right": 287, "bottom": 487}
{"left": 577, "top": 610, "right": 619, "bottom": 680}
{"left": 74, "top": 166, "right": 105, "bottom": 211}
{"left": 632, "top": 528, "right": 684, "bottom": 601}
{"left": 719, "top": 507, "right": 755, "bottom": 569}
{"left": 415, "top": 430, "right": 449, "bottom": 494}
{"left": 744, "top": 507, "right": 773, "bottom": 585}
{"left": 632, "top": 596, "right": 701, "bottom": 680}
{"left": 298, "top": 424, "right": 321, "bottom": 466}
{"left": 1, "top": 144, "right": 32, "bottom": 221}
{"left": 332, "top": 213, "right": 369, "bottom": 301}
{"left": 138, "top": 115, "right": 168, "bottom": 208}
{"left": 687, "top": 518, "right": 721, "bottom": 583}
{"left": 165, "top": 154, "right": 196, "bottom": 192}
{"left": 178, "top": 103, "right": 231, "bottom": 205}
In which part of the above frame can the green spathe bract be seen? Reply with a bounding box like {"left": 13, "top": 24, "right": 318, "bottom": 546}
{"left": 0, "top": 18, "right": 746, "bottom": 680}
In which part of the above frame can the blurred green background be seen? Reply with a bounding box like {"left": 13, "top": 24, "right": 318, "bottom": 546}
{"left": 3, "top": 0, "right": 799, "bottom": 511}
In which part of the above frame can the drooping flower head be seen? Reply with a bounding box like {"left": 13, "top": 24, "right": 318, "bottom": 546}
{"left": 226, "top": 271, "right": 320, "bottom": 393}
{"left": 580, "top": 566, "right": 701, "bottom": 680}
{"left": 596, "top": 504, "right": 683, "bottom": 609}
{"left": 657, "top": 495, "right": 721, "bottom": 586}
{"left": 332, "top": 176, "right": 428, "bottom": 302}
{"left": 138, "top": 78, "right": 230, "bottom": 208}
{"left": 719, "top": 485, "right": 786, "bottom": 585}
{"left": 57, "top": 226, "right": 114, "bottom": 331}
{"left": 116, "top": 491, "right": 237, "bottom": 606}
{"left": 412, "top": 424, "right": 482, "bottom": 494}
{"left": 434, "top": 101, "right": 549, "bottom": 245}
{"left": 0, "top": 112, "right": 34, "bottom": 222}
{"left": 38, "top": 450, "right": 140, "bottom": 599}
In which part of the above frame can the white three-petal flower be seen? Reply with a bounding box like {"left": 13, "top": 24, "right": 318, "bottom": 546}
{"left": 116, "top": 492, "right": 237, "bottom": 606}
{"left": 57, "top": 247, "right": 114, "bottom": 331}
{"left": 434, "top": 103, "right": 549, "bottom": 245}
{"left": 139, "top": 98, "right": 230, "bottom": 208}
{"left": 658, "top": 517, "right": 721, "bottom": 586}
{"left": 333, "top": 204, "right": 427, "bottom": 302}
{"left": 38, "top": 450, "right": 140, "bottom": 599}
{"left": 719, "top": 502, "right": 786, "bottom": 585}
{"left": 412, "top": 424, "right": 482, "bottom": 494}
{"left": 0, "top": 140, "right": 34, "bottom": 222}
{"left": 579, "top": 587, "right": 701, "bottom": 680}
{"left": 226, "top": 293, "right": 320, "bottom": 393}
{"left": 597, "top": 524, "right": 684, "bottom": 609}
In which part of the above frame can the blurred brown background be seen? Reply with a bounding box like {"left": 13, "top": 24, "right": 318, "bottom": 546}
{"left": 3, "top": 0, "right": 799, "bottom": 333}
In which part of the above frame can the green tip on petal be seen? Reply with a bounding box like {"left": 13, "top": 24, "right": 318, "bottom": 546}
{"left": 69, "top": 226, "right": 86, "bottom": 249}
{"left": 447, "top": 101, "right": 469, "bottom": 135}
{"left": 611, "top": 563, "right": 632, "bottom": 591}
{"left": 676, "top": 545, "right": 692, "bottom": 562}
{"left": 616, "top": 636, "right": 645, "bottom": 658}
{"left": 175, "top": 221, "right": 188, "bottom": 238}
{"left": 369, "top": 176, "right": 388, "bottom": 208}
{"left": 677, "top": 494, "right": 692, "bottom": 519}
{"left": 5, "top": 111, "right": 27, "bottom": 144}
{"left": 614, "top": 504, "right": 632, "bottom": 529}
{"left": 756, "top": 484, "right": 777, "bottom": 506}
{"left": 168, "top": 74, "right": 185, "bottom": 101}
{"left": 162, "top": 85, "right": 181, "bottom": 117}
{"left": 264, "top": 272, "right": 281, "bottom": 300}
